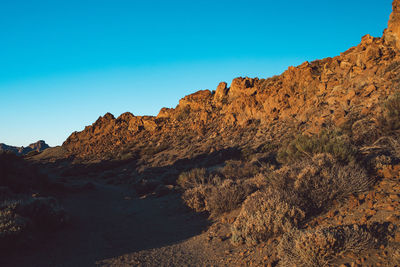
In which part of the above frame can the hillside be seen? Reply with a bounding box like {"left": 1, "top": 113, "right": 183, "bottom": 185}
{"left": 3, "top": 1, "right": 400, "bottom": 266}
{"left": 0, "top": 140, "right": 49, "bottom": 156}
{"left": 61, "top": 10, "right": 399, "bottom": 168}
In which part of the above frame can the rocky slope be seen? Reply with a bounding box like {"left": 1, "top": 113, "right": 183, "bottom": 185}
{"left": 0, "top": 140, "right": 49, "bottom": 156}
{"left": 62, "top": 1, "right": 400, "bottom": 167}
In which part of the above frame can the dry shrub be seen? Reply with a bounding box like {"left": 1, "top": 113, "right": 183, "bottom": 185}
{"left": 182, "top": 185, "right": 209, "bottom": 212}
{"left": 206, "top": 179, "right": 255, "bottom": 216}
{"left": 0, "top": 197, "right": 68, "bottom": 248}
{"left": 16, "top": 197, "right": 67, "bottom": 230}
{"left": 365, "top": 136, "right": 400, "bottom": 160}
{"left": 220, "top": 160, "right": 260, "bottom": 180}
{"left": 378, "top": 91, "right": 400, "bottom": 132}
{"left": 278, "top": 225, "right": 375, "bottom": 267}
{"left": 388, "top": 245, "right": 400, "bottom": 266}
{"left": 229, "top": 154, "right": 372, "bottom": 247}
{"left": 231, "top": 188, "right": 305, "bottom": 246}
{"left": 277, "top": 130, "right": 357, "bottom": 164}
{"left": 0, "top": 202, "right": 28, "bottom": 247}
{"left": 351, "top": 118, "right": 380, "bottom": 145}
{"left": 182, "top": 179, "right": 256, "bottom": 216}
{"left": 177, "top": 168, "right": 208, "bottom": 189}
{"left": 271, "top": 153, "right": 373, "bottom": 213}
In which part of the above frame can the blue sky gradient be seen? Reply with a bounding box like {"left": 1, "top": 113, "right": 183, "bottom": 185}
{"left": 0, "top": 0, "right": 393, "bottom": 146}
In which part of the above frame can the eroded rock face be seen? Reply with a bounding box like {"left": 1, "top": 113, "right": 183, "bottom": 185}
{"left": 61, "top": 1, "right": 400, "bottom": 160}
{"left": 385, "top": 0, "right": 400, "bottom": 49}
{"left": 214, "top": 82, "right": 228, "bottom": 101}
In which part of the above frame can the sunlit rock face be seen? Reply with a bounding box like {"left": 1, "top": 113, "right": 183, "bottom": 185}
{"left": 384, "top": 0, "right": 400, "bottom": 49}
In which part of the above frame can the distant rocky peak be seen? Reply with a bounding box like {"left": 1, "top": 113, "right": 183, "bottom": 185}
{"left": 0, "top": 140, "right": 49, "bottom": 155}
{"left": 28, "top": 140, "right": 49, "bottom": 151}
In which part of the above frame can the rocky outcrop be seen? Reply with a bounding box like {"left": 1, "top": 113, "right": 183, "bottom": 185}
{"left": 384, "top": 0, "right": 400, "bottom": 49}
{"left": 61, "top": 1, "right": 400, "bottom": 161}
{"left": 0, "top": 140, "right": 50, "bottom": 155}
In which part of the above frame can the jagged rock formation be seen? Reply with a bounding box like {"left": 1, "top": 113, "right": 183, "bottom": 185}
{"left": 384, "top": 0, "right": 400, "bottom": 49}
{"left": 62, "top": 1, "right": 400, "bottom": 164}
{"left": 0, "top": 140, "right": 50, "bottom": 156}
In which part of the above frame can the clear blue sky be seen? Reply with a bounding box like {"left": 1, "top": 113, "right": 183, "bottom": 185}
{"left": 0, "top": 0, "right": 393, "bottom": 146}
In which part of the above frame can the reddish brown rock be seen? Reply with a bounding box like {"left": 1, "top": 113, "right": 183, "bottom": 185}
{"left": 214, "top": 82, "right": 228, "bottom": 101}
{"left": 60, "top": 0, "right": 400, "bottom": 161}
{"left": 384, "top": 0, "right": 400, "bottom": 49}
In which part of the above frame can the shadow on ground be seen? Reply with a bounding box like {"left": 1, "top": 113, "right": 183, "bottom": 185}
{"left": 0, "top": 147, "right": 246, "bottom": 267}
{"left": 0, "top": 181, "right": 209, "bottom": 267}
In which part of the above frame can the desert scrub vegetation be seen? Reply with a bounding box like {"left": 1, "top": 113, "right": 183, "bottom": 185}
{"left": 230, "top": 153, "right": 373, "bottom": 246}
{"left": 0, "top": 197, "right": 67, "bottom": 248}
{"left": 177, "top": 168, "right": 209, "bottom": 189}
{"left": 272, "top": 153, "right": 373, "bottom": 213}
{"left": 349, "top": 117, "right": 380, "bottom": 145}
{"left": 277, "top": 130, "right": 357, "bottom": 164}
{"left": 205, "top": 179, "right": 256, "bottom": 216}
{"left": 0, "top": 152, "right": 68, "bottom": 248}
{"left": 378, "top": 91, "right": 400, "bottom": 132}
{"left": 182, "top": 178, "right": 257, "bottom": 216}
{"left": 179, "top": 168, "right": 258, "bottom": 216}
{"left": 219, "top": 160, "right": 262, "bottom": 180}
{"left": 278, "top": 225, "right": 375, "bottom": 267}
{"left": 231, "top": 188, "right": 305, "bottom": 246}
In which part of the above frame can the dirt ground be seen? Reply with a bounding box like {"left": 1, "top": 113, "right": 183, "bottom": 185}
{"left": 0, "top": 179, "right": 236, "bottom": 267}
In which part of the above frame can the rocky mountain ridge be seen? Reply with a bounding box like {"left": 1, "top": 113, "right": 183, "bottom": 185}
{"left": 62, "top": 3, "right": 400, "bottom": 164}
{"left": 0, "top": 140, "right": 50, "bottom": 155}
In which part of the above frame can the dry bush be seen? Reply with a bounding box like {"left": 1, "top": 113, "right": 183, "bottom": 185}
{"left": 378, "top": 91, "right": 400, "bottom": 132}
{"left": 182, "top": 185, "right": 209, "bottom": 212}
{"left": 229, "top": 154, "right": 372, "bottom": 247}
{"left": 220, "top": 160, "right": 260, "bottom": 180}
{"left": 231, "top": 188, "right": 305, "bottom": 246}
{"left": 387, "top": 245, "right": 400, "bottom": 266}
{"left": 177, "top": 168, "right": 208, "bottom": 189}
{"left": 364, "top": 136, "right": 400, "bottom": 160}
{"left": 178, "top": 166, "right": 260, "bottom": 215}
{"left": 182, "top": 179, "right": 256, "bottom": 216}
{"left": 351, "top": 118, "right": 380, "bottom": 145}
{"left": 0, "top": 202, "right": 28, "bottom": 248}
{"left": 278, "top": 225, "right": 374, "bottom": 267}
{"left": 206, "top": 179, "right": 256, "bottom": 216}
{"left": 16, "top": 197, "right": 67, "bottom": 230}
{"left": 270, "top": 153, "right": 373, "bottom": 213}
{"left": 0, "top": 197, "right": 67, "bottom": 248}
{"left": 277, "top": 130, "right": 357, "bottom": 164}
